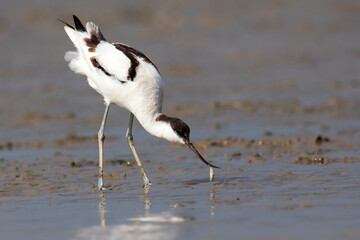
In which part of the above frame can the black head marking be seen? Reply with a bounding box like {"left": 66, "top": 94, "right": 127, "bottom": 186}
{"left": 156, "top": 114, "right": 219, "bottom": 168}
{"left": 156, "top": 114, "right": 190, "bottom": 141}
{"left": 172, "top": 119, "right": 190, "bottom": 141}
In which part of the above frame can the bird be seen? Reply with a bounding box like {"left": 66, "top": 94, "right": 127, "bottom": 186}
{"left": 61, "top": 15, "right": 219, "bottom": 190}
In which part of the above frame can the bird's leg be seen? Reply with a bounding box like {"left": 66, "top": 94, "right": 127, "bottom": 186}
{"left": 210, "top": 167, "right": 214, "bottom": 182}
{"left": 126, "top": 113, "right": 151, "bottom": 187}
{"left": 98, "top": 103, "right": 110, "bottom": 190}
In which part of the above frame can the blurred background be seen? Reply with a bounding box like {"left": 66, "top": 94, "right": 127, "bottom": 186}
{"left": 1, "top": 0, "right": 360, "bottom": 240}
{"left": 1, "top": 0, "right": 360, "bottom": 141}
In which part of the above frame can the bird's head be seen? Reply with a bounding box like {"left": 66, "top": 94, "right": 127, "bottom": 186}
{"left": 156, "top": 114, "right": 219, "bottom": 169}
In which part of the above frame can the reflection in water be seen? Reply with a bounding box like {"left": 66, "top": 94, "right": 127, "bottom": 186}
{"left": 74, "top": 220, "right": 181, "bottom": 240}
{"left": 98, "top": 190, "right": 106, "bottom": 227}
{"left": 75, "top": 187, "right": 185, "bottom": 240}
{"left": 130, "top": 213, "right": 187, "bottom": 223}
{"left": 76, "top": 184, "right": 217, "bottom": 239}
{"left": 98, "top": 187, "right": 151, "bottom": 228}
{"left": 210, "top": 188, "right": 216, "bottom": 217}
{"left": 142, "top": 186, "right": 151, "bottom": 214}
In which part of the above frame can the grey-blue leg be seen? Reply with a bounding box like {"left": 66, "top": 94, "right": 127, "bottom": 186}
{"left": 126, "top": 113, "right": 151, "bottom": 187}
{"left": 98, "top": 103, "right": 110, "bottom": 190}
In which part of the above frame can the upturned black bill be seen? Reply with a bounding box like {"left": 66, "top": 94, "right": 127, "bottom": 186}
{"left": 186, "top": 141, "right": 220, "bottom": 168}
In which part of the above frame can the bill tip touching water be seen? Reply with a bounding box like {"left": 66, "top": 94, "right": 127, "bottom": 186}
{"left": 61, "top": 15, "right": 219, "bottom": 189}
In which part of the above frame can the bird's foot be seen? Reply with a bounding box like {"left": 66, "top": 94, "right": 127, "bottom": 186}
{"left": 143, "top": 177, "right": 152, "bottom": 188}
{"left": 98, "top": 178, "right": 107, "bottom": 191}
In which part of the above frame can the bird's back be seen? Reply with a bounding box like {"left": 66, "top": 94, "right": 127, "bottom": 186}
{"left": 63, "top": 16, "right": 164, "bottom": 120}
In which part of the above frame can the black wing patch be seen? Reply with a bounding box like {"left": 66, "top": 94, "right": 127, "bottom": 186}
{"left": 73, "top": 15, "right": 86, "bottom": 32}
{"left": 90, "top": 57, "right": 126, "bottom": 83}
{"left": 114, "top": 44, "right": 139, "bottom": 81}
{"left": 84, "top": 25, "right": 106, "bottom": 53}
{"left": 90, "top": 57, "right": 111, "bottom": 76}
{"left": 113, "top": 43, "right": 159, "bottom": 81}
{"left": 58, "top": 19, "right": 74, "bottom": 29}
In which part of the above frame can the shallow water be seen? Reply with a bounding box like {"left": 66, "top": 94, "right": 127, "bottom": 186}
{"left": 1, "top": 0, "right": 360, "bottom": 239}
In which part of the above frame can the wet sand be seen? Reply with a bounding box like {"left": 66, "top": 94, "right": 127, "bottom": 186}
{"left": 1, "top": 0, "right": 360, "bottom": 239}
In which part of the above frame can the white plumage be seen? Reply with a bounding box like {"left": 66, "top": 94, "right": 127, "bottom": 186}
{"left": 62, "top": 15, "right": 218, "bottom": 190}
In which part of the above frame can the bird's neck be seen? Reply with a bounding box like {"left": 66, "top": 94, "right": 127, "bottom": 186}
{"left": 135, "top": 112, "right": 182, "bottom": 143}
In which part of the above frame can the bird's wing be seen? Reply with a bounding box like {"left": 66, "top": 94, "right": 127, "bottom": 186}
{"left": 61, "top": 16, "right": 158, "bottom": 83}
{"left": 94, "top": 42, "right": 134, "bottom": 83}
{"left": 95, "top": 42, "right": 159, "bottom": 83}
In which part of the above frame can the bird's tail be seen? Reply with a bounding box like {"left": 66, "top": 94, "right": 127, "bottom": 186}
{"left": 60, "top": 15, "right": 106, "bottom": 77}
{"left": 61, "top": 15, "right": 106, "bottom": 51}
